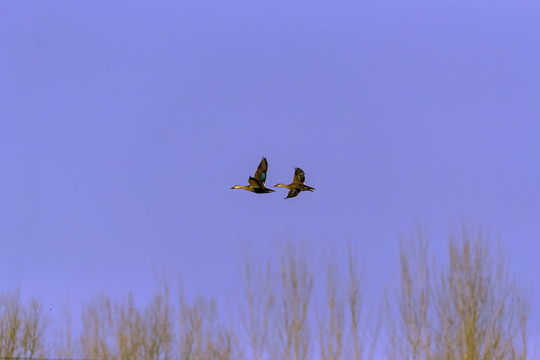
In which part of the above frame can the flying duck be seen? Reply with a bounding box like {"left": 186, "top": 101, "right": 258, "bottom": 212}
{"left": 230, "top": 157, "right": 275, "bottom": 194}
{"left": 274, "top": 167, "right": 315, "bottom": 199}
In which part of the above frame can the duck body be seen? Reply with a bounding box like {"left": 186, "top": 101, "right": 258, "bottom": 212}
{"left": 274, "top": 167, "right": 315, "bottom": 199}
{"left": 249, "top": 176, "right": 275, "bottom": 193}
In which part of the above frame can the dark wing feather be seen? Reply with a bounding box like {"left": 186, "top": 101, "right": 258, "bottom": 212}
{"left": 248, "top": 176, "right": 262, "bottom": 189}
{"left": 285, "top": 187, "right": 302, "bottom": 199}
{"left": 293, "top": 167, "right": 305, "bottom": 184}
{"left": 254, "top": 157, "right": 268, "bottom": 184}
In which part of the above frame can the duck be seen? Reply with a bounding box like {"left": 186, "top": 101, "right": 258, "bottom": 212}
{"left": 274, "top": 167, "right": 315, "bottom": 199}
{"left": 230, "top": 157, "right": 275, "bottom": 194}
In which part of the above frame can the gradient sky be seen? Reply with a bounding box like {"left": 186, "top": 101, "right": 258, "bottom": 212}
{"left": 1, "top": 0, "right": 539, "bottom": 348}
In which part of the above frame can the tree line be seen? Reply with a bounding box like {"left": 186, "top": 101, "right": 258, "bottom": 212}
{"left": 0, "top": 226, "right": 530, "bottom": 359}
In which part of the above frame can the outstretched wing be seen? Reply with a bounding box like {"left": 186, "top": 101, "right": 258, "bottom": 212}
{"left": 285, "top": 187, "right": 302, "bottom": 199}
{"left": 254, "top": 157, "right": 268, "bottom": 184}
{"left": 293, "top": 167, "right": 305, "bottom": 184}
{"left": 248, "top": 176, "right": 263, "bottom": 189}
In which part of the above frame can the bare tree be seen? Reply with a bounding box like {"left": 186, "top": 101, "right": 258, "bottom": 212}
{"left": 0, "top": 291, "right": 23, "bottom": 358}
{"left": 241, "top": 259, "right": 274, "bottom": 360}
{"left": 275, "top": 243, "right": 313, "bottom": 360}
{"left": 348, "top": 246, "right": 362, "bottom": 360}
{"left": 387, "top": 230, "right": 434, "bottom": 360}
{"left": 389, "top": 226, "right": 530, "bottom": 360}
{"left": 179, "top": 290, "right": 241, "bottom": 360}
{"left": 347, "top": 244, "right": 380, "bottom": 360}
{"left": 80, "top": 293, "right": 114, "bottom": 359}
{"left": 318, "top": 244, "right": 379, "bottom": 360}
{"left": 20, "top": 298, "right": 47, "bottom": 359}
{"left": 80, "top": 285, "right": 174, "bottom": 360}
{"left": 318, "top": 259, "right": 344, "bottom": 360}
{"left": 114, "top": 293, "right": 144, "bottom": 359}
{"left": 55, "top": 303, "right": 76, "bottom": 359}
{"left": 0, "top": 291, "right": 47, "bottom": 359}
{"left": 435, "top": 227, "right": 529, "bottom": 360}
{"left": 141, "top": 283, "right": 173, "bottom": 360}
{"left": 241, "top": 242, "right": 379, "bottom": 360}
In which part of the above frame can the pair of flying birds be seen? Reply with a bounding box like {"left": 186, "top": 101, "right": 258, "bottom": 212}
{"left": 230, "top": 157, "right": 315, "bottom": 199}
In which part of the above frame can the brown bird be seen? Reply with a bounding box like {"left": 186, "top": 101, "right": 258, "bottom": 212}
{"left": 230, "top": 157, "right": 275, "bottom": 194}
{"left": 274, "top": 167, "right": 315, "bottom": 199}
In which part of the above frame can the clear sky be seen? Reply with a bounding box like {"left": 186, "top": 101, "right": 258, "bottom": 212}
{"left": 1, "top": 0, "right": 539, "bottom": 346}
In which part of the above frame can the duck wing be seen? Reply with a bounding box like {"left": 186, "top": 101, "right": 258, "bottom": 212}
{"left": 285, "top": 187, "right": 302, "bottom": 199}
{"left": 248, "top": 176, "right": 263, "bottom": 189}
{"left": 293, "top": 167, "right": 305, "bottom": 184}
{"left": 254, "top": 157, "right": 268, "bottom": 184}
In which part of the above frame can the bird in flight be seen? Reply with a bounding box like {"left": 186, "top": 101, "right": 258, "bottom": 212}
{"left": 230, "top": 157, "right": 275, "bottom": 194}
{"left": 274, "top": 167, "right": 315, "bottom": 199}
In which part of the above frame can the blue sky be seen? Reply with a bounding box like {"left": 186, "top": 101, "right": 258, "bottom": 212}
{"left": 1, "top": 0, "right": 539, "bottom": 345}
